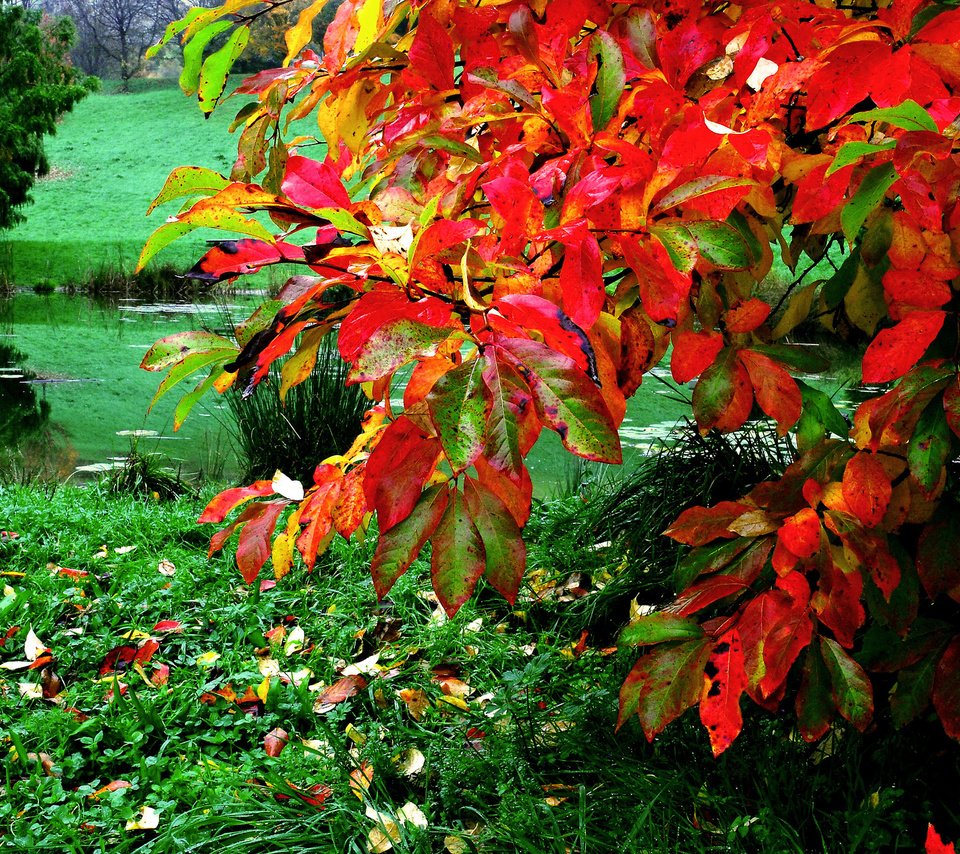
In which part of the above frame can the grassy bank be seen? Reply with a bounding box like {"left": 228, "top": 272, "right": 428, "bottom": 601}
{"left": 1, "top": 482, "right": 950, "bottom": 852}
{"left": 0, "top": 79, "right": 246, "bottom": 288}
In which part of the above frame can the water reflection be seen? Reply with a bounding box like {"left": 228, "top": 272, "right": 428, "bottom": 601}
{"left": 0, "top": 341, "right": 77, "bottom": 480}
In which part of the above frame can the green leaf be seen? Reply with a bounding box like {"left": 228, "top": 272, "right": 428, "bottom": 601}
{"left": 426, "top": 359, "right": 490, "bottom": 474}
{"left": 825, "top": 140, "right": 897, "bottom": 177}
{"left": 820, "top": 636, "right": 874, "bottom": 731}
{"left": 796, "top": 644, "right": 833, "bottom": 742}
{"left": 198, "top": 25, "right": 249, "bottom": 115}
{"left": 650, "top": 222, "right": 697, "bottom": 273}
{"left": 822, "top": 248, "right": 860, "bottom": 309}
{"left": 908, "top": 394, "right": 952, "bottom": 495}
{"left": 140, "top": 330, "right": 236, "bottom": 372}
{"left": 847, "top": 100, "right": 938, "bottom": 133}
{"left": 841, "top": 162, "right": 897, "bottom": 244}
{"left": 674, "top": 538, "right": 753, "bottom": 591}
{"left": 431, "top": 490, "right": 486, "bottom": 617}
{"left": 589, "top": 30, "right": 625, "bottom": 132}
{"left": 180, "top": 19, "right": 232, "bottom": 96}
{"left": 349, "top": 320, "right": 452, "bottom": 383}
{"left": 310, "top": 207, "right": 371, "bottom": 238}
{"left": 147, "top": 166, "right": 230, "bottom": 215}
{"left": 371, "top": 485, "right": 449, "bottom": 600}
{"left": 137, "top": 221, "right": 197, "bottom": 271}
{"left": 749, "top": 344, "right": 829, "bottom": 374}
{"left": 890, "top": 653, "right": 937, "bottom": 728}
{"left": 173, "top": 366, "right": 224, "bottom": 430}
{"left": 497, "top": 337, "right": 621, "bottom": 464}
{"left": 149, "top": 348, "right": 237, "bottom": 411}
{"left": 686, "top": 220, "right": 755, "bottom": 269}
{"left": 416, "top": 135, "right": 485, "bottom": 164}
{"left": 617, "top": 638, "right": 713, "bottom": 738}
{"left": 796, "top": 382, "right": 850, "bottom": 452}
{"left": 147, "top": 6, "right": 207, "bottom": 60}
{"left": 619, "top": 612, "right": 705, "bottom": 647}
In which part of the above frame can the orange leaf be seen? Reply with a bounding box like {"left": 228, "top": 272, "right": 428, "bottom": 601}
{"left": 699, "top": 630, "right": 747, "bottom": 756}
{"left": 842, "top": 452, "right": 892, "bottom": 528}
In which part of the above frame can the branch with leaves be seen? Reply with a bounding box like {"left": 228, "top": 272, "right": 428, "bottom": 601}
{"left": 140, "top": 0, "right": 960, "bottom": 757}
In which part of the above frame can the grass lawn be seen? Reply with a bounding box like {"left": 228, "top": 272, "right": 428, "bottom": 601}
{"left": 1, "top": 480, "right": 952, "bottom": 853}
{"left": 0, "top": 79, "right": 255, "bottom": 287}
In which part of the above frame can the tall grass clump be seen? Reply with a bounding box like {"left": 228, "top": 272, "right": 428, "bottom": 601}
{"left": 225, "top": 334, "right": 369, "bottom": 484}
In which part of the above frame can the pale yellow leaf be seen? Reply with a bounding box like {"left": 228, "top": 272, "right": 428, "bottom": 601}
{"left": 24, "top": 627, "right": 47, "bottom": 662}
{"left": 125, "top": 805, "right": 160, "bottom": 831}
{"left": 195, "top": 651, "right": 221, "bottom": 667}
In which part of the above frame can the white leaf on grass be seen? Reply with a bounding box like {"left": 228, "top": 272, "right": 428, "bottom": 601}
{"left": 283, "top": 626, "right": 306, "bottom": 656}
{"left": 157, "top": 559, "right": 176, "bottom": 576}
{"left": 125, "top": 805, "right": 160, "bottom": 831}
{"left": 24, "top": 627, "right": 47, "bottom": 661}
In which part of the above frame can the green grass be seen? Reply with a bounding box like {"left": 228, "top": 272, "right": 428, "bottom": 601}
{"left": 0, "top": 79, "right": 257, "bottom": 287}
{"left": 1, "top": 482, "right": 952, "bottom": 852}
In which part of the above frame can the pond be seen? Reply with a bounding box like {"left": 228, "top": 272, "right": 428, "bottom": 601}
{"left": 0, "top": 291, "right": 259, "bottom": 483}
{"left": 2, "top": 290, "right": 863, "bottom": 494}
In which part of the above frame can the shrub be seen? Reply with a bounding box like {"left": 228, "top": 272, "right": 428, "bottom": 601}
{"left": 139, "top": 0, "right": 960, "bottom": 769}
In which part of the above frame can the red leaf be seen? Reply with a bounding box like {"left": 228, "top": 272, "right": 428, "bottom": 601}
{"left": 188, "top": 240, "right": 290, "bottom": 283}
{"left": 725, "top": 299, "right": 771, "bottom": 334}
{"left": 281, "top": 155, "right": 351, "bottom": 209}
{"left": 777, "top": 508, "right": 821, "bottom": 560}
{"left": 99, "top": 645, "right": 137, "bottom": 677}
{"left": 933, "top": 635, "right": 960, "bottom": 741}
{"left": 759, "top": 574, "right": 813, "bottom": 699}
{"left": 199, "top": 480, "right": 275, "bottom": 524}
{"left": 363, "top": 416, "right": 441, "bottom": 531}
{"left": 617, "top": 638, "right": 713, "bottom": 740}
{"left": 333, "top": 465, "right": 369, "bottom": 540}
{"left": 411, "top": 218, "right": 482, "bottom": 275}
{"left": 619, "top": 236, "right": 691, "bottom": 323}
{"left": 236, "top": 502, "right": 287, "bottom": 584}
{"left": 672, "top": 575, "right": 753, "bottom": 617}
{"left": 494, "top": 295, "right": 597, "bottom": 379}
{"left": 134, "top": 639, "right": 160, "bottom": 666}
{"left": 482, "top": 177, "right": 544, "bottom": 255}
{"left": 495, "top": 336, "right": 621, "bottom": 463}
{"left": 663, "top": 501, "right": 752, "bottom": 547}
{"left": 738, "top": 350, "right": 802, "bottom": 435}
{"left": 264, "top": 727, "right": 289, "bottom": 757}
{"left": 842, "top": 452, "right": 892, "bottom": 529}
{"left": 407, "top": 11, "right": 454, "bottom": 90}
{"left": 315, "top": 674, "right": 367, "bottom": 706}
{"left": 699, "top": 630, "right": 747, "bottom": 756}
{"left": 152, "top": 620, "right": 183, "bottom": 634}
{"left": 670, "top": 329, "right": 724, "bottom": 384}
{"left": 861, "top": 312, "right": 946, "bottom": 384}
{"left": 810, "top": 553, "right": 865, "bottom": 649}
{"left": 927, "top": 824, "right": 958, "bottom": 854}
{"left": 431, "top": 490, "right": 486, "bottom": 617}
{"left": 558, "top": 225, "right": 604, "bottom": 330}
{"left": 338, "top": 287, "right": 452, "bottom": 363}
{"left": 691, "top": 348, "right": 753, "bottom": 433}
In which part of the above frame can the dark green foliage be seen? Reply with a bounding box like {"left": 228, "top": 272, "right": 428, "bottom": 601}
{"left": 225, "top": 334, "right": 369, "bottom": 484}
{"left": 0, "top": 5, "right": 96, "bottom": 230}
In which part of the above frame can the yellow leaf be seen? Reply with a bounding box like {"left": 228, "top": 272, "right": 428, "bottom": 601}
{"left": 396, "top": 802, "right": 428, "bottom": 828}
{"left": 393, "top": 748, "right": 425, "bottom": 777}
{"left": 126, "top": 805, "right": 160, "bottom": 832}
{"left": 346, "top": 723, "right": 367, "bottom": 745}
{"left": 119, "top": 629, "right": 152, "bottom": 641}
{"left": 195, "top": 651, "right": 221, "bottom": 667}
{"left": 355, "top": 0, "right": 383, "bottom": 54}
{"left": 845, "top": 265, "right": 886, "bottom": 335}
{"left": 437, "top": 695, "right": 469, "bottom": 712}
{"left": 284, "top": 0, "right": 328, "bottom": 65}
{"left": 771, "top": 282, "right": 817, "bottom": 339}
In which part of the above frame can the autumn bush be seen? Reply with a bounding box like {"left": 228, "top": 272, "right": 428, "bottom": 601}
{"left": 139, "top": 0, "right": 960, "bottom": 793}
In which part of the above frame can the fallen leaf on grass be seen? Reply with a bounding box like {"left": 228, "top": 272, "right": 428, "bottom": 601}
{"left": 24, "top": 627, "right": 48, "bottom": 661}
{"left": 195, "top": 650, "right": 221, "bottom": 667}
{"left": 283, "top": 626, "right": 306, "bottom": 656}
{"left": 48, "top": 564, "right": 89, "bottom": 580}
{"left": 394, "top": 748, "right": 424, "bottom": 777}
{"left": 341, "top": 653, "right": 381, "bottom": 676}
{"left": 397, "top": 688, "right": 429, "bottom": 720}
{"left": 114, "top": 545, "right": 137, "bottom": 555}
{"left": 264, "top": 727, "right": 289, "bottom": 757}
{"left": 264, "top": 625, "right": 286, "bottom": 646}
{"left": 437, "top": 695, "right": 469, "bottom": 712}
{"left": 350, "top": 762, "right": 373, "bottom": 800}
{"left": 157, "top": 559, "right": 176, "bottom": 576}
{"left": 89, "top": 780, "right": 132, "bottom": 800}
{"left": 151, "top": 620, "right": 182, "bottom": 633}
{"left": 125, "top": 805, "right": 160, "bottom": 831}
{"left": 312, "top": 674, "right": 367, "bottom": 713}
{"left": 365, "top": 802, "right": 428, "bottom": 852}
